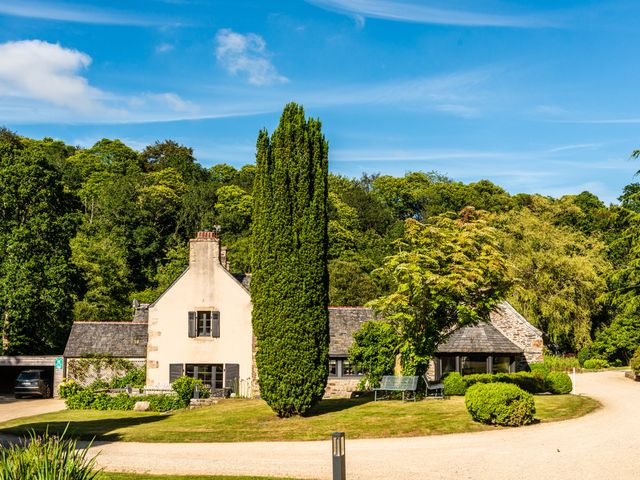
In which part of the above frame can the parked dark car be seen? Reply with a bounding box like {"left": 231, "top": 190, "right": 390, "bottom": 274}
{"left": 14, "top": 369, "right": 51, "bottom": 398}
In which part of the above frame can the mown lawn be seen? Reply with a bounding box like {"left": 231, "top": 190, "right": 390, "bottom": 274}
{"left": 0, "top": 394, "right": 599, "bottom": 443}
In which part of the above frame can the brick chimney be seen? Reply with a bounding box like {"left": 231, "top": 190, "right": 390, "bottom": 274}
{"left": 189, "top": 230, "right": 222, "bottom": 266}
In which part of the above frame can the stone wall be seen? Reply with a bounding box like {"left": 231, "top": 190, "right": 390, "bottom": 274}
{"left": 65, "top": 357, "right": 146, "bottom": 387}
{"left": 324, "top": 377, "right": 360, "bottom": 398}
{"left": 490, "top": 302, "right": 544, "bottom": 366}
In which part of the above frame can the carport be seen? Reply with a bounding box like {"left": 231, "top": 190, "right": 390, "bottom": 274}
{"left": 0, "top": 356, "right": 63, "bottom": 397}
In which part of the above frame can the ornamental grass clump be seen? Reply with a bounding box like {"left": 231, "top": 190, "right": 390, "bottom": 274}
{"left": 544, "top": 371, "right": 573, "bottom": 394}
{"left": 0, "top": 430, "right": 99, "bottom": 480}
{"left": 465, "top": 383, "right": 535, "bottom": 426}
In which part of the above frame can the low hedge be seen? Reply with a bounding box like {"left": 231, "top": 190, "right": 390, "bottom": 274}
{"left": 583, "top": 358, "right": 609, "bottom": 369}
{"left": 545, "top": 371, "right": 572, "bottom": 394}
{"left": 65, "top": 391, "right": 183, "bottom": 412}
{"left": 443, "top": 371, "right": 547, "bottom": 395}
{"left": 465, "top": 383, "right": 536, "bottom": 426}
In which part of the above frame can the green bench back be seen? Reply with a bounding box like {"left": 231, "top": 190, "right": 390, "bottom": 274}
{"left": 380, "top": 375, "right": 419, "bottom": 391}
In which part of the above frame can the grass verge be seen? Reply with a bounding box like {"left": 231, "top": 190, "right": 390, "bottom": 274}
{"left": 0, "top": 394, "right": 600, "bottom": 443}
{"left": 100, "top": 474, "right": 299, "bottom": 480}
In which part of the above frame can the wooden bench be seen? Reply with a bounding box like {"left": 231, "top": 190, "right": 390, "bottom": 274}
{"left": 374, "top": 375, "right": 419, "bottom": 401}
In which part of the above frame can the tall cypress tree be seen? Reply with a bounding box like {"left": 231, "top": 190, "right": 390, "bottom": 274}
{"left": 251, "top": 103, "right": 329, "bottom": 417}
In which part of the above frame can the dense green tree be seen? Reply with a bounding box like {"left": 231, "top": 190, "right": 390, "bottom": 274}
{"left": 348, "top": 321, "right": 401, "bottom": 387}
{"left": 140, "top": 140, "right": 207, "bottom": 182}
{"left": 495, "top": 208, "right": 610, "bottom": 351}
{"left": 619, "top": 183, "right": 640, "bottom": 213}
{"left": 251, "top": 103, "right": 329, "bottom": 417}
{"left": 591, "top": 315, "right": 640, "bottom": 364}
{"left": 328, "top": 260, "right": 380, "bottom": 306}
{"left": 0, "top": 136, "right": 78, "bottom": 354}
{"left": 369, "top": 208, "right": 511, "bottom": 374}
{"left": 71, "top": 230, "right": 132, "bottom": 320}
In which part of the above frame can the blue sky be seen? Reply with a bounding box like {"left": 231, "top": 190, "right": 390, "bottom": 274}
{"left": 1, "top": 0, "right": 639, "bottom": 203}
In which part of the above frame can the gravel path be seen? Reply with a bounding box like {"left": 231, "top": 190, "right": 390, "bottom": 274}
{"left": 90, "top": 371, "right": 639, "bottom": 479}
{"left": 0, "top": 395, "right": 65, "bottom": 424}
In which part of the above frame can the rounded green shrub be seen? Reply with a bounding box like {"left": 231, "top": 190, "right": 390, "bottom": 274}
{"left": 528, "top": 362, "right": 550, "bottom": 378}
{"left": 465, "top": 383, "right": 536, "bottom": 426}
{"left": 583, "top": 358, "right": 609, "bottom": 370}
{"left": 463, "top": 373, "right": 494, "bottom": 388}
{"left": 630, "top": 349, "right": 640, "bottom": 375}
{"left": 577, "top": 346, "right": 592, "bottom": 367}
{"left": 443, "top": 372, "right": 467, "bottom": 395}
{"left": 545, "top": 371, "right": 572, "bottom": 394}
{"left": 171, "top": 376, "right": 204, "bottom": 407}
{"left": 58, "top": 379, "right": 82, "bottom": 399}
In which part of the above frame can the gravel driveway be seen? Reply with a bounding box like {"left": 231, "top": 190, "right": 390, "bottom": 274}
{"left": 92, "top": 371, "right": 640, "bottom": 479}
{"left": 0, "top": 395, "right": 65, "bottom": 424}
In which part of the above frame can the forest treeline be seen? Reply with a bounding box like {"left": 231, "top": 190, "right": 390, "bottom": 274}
{"left": 1, "top": 127, "right": 639, "bottom": 362}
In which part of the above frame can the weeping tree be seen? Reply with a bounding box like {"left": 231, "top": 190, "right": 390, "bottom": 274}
{"left": 251, "top": 103, "right": 329, "bottom": 417}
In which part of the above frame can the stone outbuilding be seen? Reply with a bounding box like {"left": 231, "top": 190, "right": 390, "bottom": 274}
{"left": 325, "top": 301, "right": 544, "bottom": 392}
{"left": 63, "top": 322, "right": 148, "bottom": 386}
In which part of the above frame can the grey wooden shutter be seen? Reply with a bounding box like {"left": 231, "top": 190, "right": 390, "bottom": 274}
{"left": 169, "top": 364, "right": 183, "bottom": 383}
{"left": 211, "top": 311, "right": 220, "bottom": 338}
{"left": 224, "top": 363, "right": 240, "bottom": 392}
{"left": 188, "top": 311, "right": 196, "bottom": 337}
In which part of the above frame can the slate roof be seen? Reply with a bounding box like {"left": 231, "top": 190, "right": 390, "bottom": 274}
{"left": 64, "top": 322, "right": 148, "bottom": 358}
{"left": 329, "top": 307, "right": 375, "bottom": 356}
{"left": 436, "top": 322, "right": 523, "bottom": 354}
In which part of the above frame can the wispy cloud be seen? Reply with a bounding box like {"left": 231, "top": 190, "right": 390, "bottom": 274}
{"left": 556, "top": 117, "right": 640, "bottom": 125}
{"left": 545, "top": 143, "right": 601, "bottom": 154}
{"left": 306, "top": 0, "right": 555, "bottom": 28}
{"left": 155, "top": 43, "right": 175, "bottom": 54}
{"left": 0, "top": 1, "right": 177, "bottom": 26}
{"left": 0, "top": 45, "right": 494, "bottom": 125}
{"left": 298, "top": 69, "right": 492, "bottom": 117}
{"left": 215, "top": 29, "right": 289, "bottom": 86}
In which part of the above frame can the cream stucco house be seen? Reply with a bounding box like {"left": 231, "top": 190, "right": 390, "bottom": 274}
{"left": 145, "top": 231, "right": 255, "bottom": 397}
{"left": 63, "top": 230, "right": 543, "bottom": 399}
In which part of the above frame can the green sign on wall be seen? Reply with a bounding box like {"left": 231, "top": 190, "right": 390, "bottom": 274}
{"left": 55, "top": 357, "right": 63, "bottom": 369}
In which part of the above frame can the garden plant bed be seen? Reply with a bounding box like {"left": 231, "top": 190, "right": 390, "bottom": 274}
{"left": 0, "top": 395, "right": 599, "bottom": 443}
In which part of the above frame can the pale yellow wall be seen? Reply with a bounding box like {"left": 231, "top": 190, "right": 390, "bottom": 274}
{"left": 146, "top": 236, "right": 253, "bottom": 391}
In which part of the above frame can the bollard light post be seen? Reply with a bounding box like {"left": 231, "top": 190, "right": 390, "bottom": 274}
{"left": 332, "top": 432, "right": 346, "bottom": 480}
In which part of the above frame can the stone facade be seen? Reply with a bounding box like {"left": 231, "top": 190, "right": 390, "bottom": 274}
{"left": 325, "top": 377, "right": 360, "bottom": 398}
{"left": 489, "top": 302, "right": 544, "bottom": 367}
{"left": 324, "top": 307, "right": 374, "bottom": 398}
